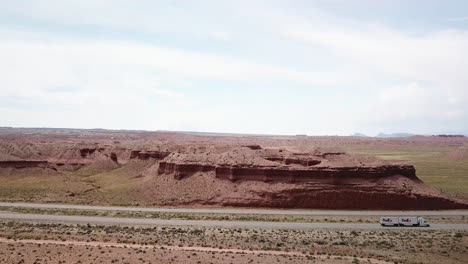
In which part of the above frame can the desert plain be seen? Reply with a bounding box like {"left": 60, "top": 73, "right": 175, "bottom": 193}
{"left": 0, "top": 127, "right": 467, "bottom": 263}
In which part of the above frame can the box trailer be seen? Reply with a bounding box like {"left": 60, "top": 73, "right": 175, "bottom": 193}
{"left": 380, "top": 217, "right": 399, "bottom": 226}
{"left": 399, "top": 217, "right": 418, "bottom": 226}
{"left": 380, "top": 217, "right": 429, "bottom": 227}
{"left": 399, "top": 217, "right": 429, "bottom": 227}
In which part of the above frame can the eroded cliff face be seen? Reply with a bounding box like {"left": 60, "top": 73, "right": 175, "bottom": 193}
{"left": 0, "top": 139, "right": 467, "bottom": 209}
{"left": 0, "top": 142, "right": 171, "bottom": 171}
{"left": 152, "top": 146, "right": 466, "bottom": 209}
{"left": 0, "top": 160, "right": 49, "bottom": 169}
{"left": 156, "top": 147, "right": 417, "bottom": 182}
{"left": 130, "top": 150, "right": 170, "bottom": 160}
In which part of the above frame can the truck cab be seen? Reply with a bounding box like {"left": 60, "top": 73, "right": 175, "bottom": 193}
{"left": 417, "top": 217, "right": 430, "bottom": 227}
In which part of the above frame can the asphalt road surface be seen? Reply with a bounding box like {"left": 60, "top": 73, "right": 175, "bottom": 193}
{"left": 1, "top": 202, "right": 467, "bottom": 217}
{"left": 0, "top": 212, "right": 467, "bottom": 230}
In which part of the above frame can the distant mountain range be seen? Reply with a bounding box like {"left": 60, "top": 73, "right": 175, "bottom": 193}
{"left": 351, "top": 132, "right": 417, "bottom": 138}
{"left": 350, "top": 133, "right": 369, "bottom": 137}
{"left": 376, "top": 132, "right": 416, "bottom": 138}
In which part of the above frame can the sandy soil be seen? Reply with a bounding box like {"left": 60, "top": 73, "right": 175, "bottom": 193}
{"left": 0, "top": 237, "right": 391, "bottom": 264}
{"left": 1, "top": 220, "right": 467, "bottom": 264}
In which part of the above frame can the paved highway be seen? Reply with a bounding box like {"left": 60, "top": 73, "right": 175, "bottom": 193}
{"left": 0, "top": 212, "right": 467, "bottom": 230}
{"left": 1, "top": 202, "right": 467, "bottom": 217}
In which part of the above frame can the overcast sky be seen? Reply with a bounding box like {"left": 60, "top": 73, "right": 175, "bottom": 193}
{"left": 1, "top": 0, "right": 467, "bottom": 136}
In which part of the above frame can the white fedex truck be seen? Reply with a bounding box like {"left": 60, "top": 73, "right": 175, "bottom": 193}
{"left": 380, "top": 217, "right": 429, "bottom": 227}
{"left": 380, "top": 217, "right": 399, "bottom": 226}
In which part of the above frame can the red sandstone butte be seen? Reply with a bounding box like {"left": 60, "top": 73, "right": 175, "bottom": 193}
{"left": 0, "top": 127, "right": 467, "bottom": 209}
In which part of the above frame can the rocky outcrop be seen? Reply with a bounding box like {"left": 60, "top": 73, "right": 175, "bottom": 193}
{"left": 153, "top": 147, "right": 468, "bottom": 209}
{"left": 110, "top": 152, "right": 118, "bottom": 163}
{"left": 130, "top": 150, "right": 170, "bottom": 160}
{"left": 217, "top": 185, "right": 467, "bottom": 210}
{"left": 79, "top": 148, "right": 96, "bottom": 158}
{"left": 242, "top": 145, "right": 262, "bottom": 150}
{"left": 157, "top": 160, "right": 415, "bottom": 183}
{"left": 157, "top": 148, "right": 416, "bottom": 182}
{"left": 0, "top": 141, "right": 174, "bottom": 170}
{"left": 158, "top": 162, "right": 215, "bottom": 179}
{"left": 214, "top": 164, "right": 417, "bottom": 182}
{"left": 0, "top": 160, "right": 49, "bottom": 169}
{"left": 264, "top": 156, "right": 321, "bottom": 166}
{"left": 0, "top": 160, "right": 88, "bottom": 171}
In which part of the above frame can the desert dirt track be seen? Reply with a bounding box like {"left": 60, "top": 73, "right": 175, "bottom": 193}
{"left": 1, "top": 202, "right": 468, "bottom": 216}
{"left": 0, "top": 237, "right": 393, "bottom": 264}
{"left": 1, "top": 211, "right": 467, "bottom": 231}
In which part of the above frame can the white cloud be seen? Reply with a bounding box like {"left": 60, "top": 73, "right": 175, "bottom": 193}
{"left": 258, "top": 9, "right": 468, "bottom": 134}
{"left": 0, "top": 29, "right": 342, "bottom": 133}
{"left": 282, "top": 24, "right": 468, "bottom": 87}
{"left": 152, "top": 88, "right": 184, "bottom": 99}
{"left": 0, "top": 1, "right": 467, "bottom": 135}
{"left": 354, "top": 82, "right": 468, "bottom": 134}
{"left": 212, "top": 31, "right": 232, "bottom": 41}
{"left": 0, "top": 0, "right": 245, "bottom": 42}
{"left": 0, "top": 30, "right": 347, "bottom": 102}
{"left": 447, "top": 16, "right": 468, "bottom": 22}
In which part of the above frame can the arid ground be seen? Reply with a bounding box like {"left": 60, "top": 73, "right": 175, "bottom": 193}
{"left": 0, "top": 220, "right": 467, "bottom": 264}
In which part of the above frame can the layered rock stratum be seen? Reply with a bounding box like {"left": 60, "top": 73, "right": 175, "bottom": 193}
{"left": 0, "top": 127, "right": 467, "bottom": 209}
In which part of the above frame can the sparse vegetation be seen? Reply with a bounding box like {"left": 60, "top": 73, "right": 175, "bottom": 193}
{"left": 0, "top": 221, "right": 466, "bottom": 264}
